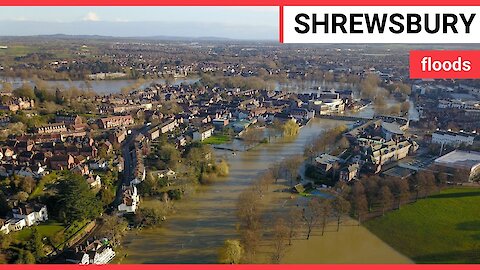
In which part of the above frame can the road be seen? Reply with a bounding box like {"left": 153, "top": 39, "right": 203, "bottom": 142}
{"left": 114, "top": 125, "right": 151, "bottom": 207}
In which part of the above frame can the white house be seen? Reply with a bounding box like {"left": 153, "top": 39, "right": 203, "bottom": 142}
{"left": 91, "top": 245, "right": 116, "bottom": 264}
{"left": 87, "top": 175, "right": 102, "bottom": 189}
{"left": 89, "top": 160, "right": 108, "bottom": 170}
{"left": 193, "top": 127, "right": 214, "bottom": 142}
{"left": 15, "top": 165, "right": 48, "bottom": 179}
{"left": 6, "top": 218, "right": 26, "bottom": 232}
{"left": 118, "top": 185, "right": 140, "bottom": 214}
{"left": 12, "top": 202, "right": 48, "bottom": 227}
{"left": 0, "top": 219, "right": 10, "bottom": 234}
{"left": 66, "top": 238, "right": 116, "bottom": 264}
{"left": 1, "top": 203, "right": 48, "bottom": 234}
{"left": 130, "top": 167, "right": 146, "bottom": 185}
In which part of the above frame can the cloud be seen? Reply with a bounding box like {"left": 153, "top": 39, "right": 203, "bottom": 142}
{"left": 12, "top": 16, "right": 27, "bottom": 21}
{"left": 83, "top": 12, "right": 100, "bottom": 21}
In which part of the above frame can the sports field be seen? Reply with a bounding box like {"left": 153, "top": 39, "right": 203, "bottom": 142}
{"left": 365, "top": 187, "right": 480, "bottom": 263}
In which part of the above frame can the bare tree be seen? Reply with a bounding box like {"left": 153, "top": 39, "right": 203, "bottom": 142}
{"left": 413, "top": 171, "right": 437, "bottom": 199}
{"left": 237, "top": 188, "right": 261, "bottom": 231}
{"left": 242, "top": 128, "right": 263, "bottom": 150}
{"left": 332, "top": 195, "right": 351, "bottom": 231}
{"left": 259, "top": 171, "right": 275, "bottom": 192}
{"left": 285, "top": 207, "right": 303, "bottom": 245}
{"left": 423, "top": 171, "right": 438, "bottom": 197}
{"left": 364, "top": 175, "right": 380, "bottom": 211}
{"left": 392, "top": 178, "right": 410, "bottom": 209}
{"left": 320, "top": 200, "right": 332, "bottom": 236}
{"left": 99, "top": 214, "right": 128, "bottom": 247}
{"left": 269, "top": 162, "right": 283, "bottom": 183}
{"left": 350, "top": 181, "right": 368, "bottom": 224}
{"left": 284, "top": 155, "right": 304, "bottom": 187}
{"left": 436, "top": 172, "right": 449, "bottom": 187}
{"left": 271, "top": 217, "right": 289, "bottom": 263}
{"left": 453, "top": 168, "right": 470, "bottom": 183}
{"left": 240, "top": 228, "right": 261, "bottom": 263}
{"left": 303, "top": 138, "right": 316, "bottom": 160}
{"left": 331, "top": 162, "right": 340, "bottom": 182}
{"left": 378, "top": 185, "right": 394, "bottom": 215}
{"left": 301, "top": 198, "right": 323, "bottom": 239}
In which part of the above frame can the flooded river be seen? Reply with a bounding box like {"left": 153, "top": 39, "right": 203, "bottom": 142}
{"left": 121, "top": 117, "right": 410, "bottom": 264}
{"left": 0, "top": 77, "right": 200, "bottom": 94}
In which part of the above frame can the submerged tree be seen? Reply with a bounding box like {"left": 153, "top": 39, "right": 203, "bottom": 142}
{"left": 218, "top": 239, "right": 244, "bottom": 264}
{"left": 271, "top": 217, "right": 289, "bottom": 263}
{"left": 286, "top": 207, "right": 303, "bottom": 245}
{"left": 301, "top": 198, "right": 323, "bottom": 240}
{"left": 282, "top": 120, "right": 300, "bottom": 137}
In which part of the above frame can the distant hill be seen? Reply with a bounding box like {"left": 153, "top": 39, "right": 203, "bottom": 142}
{"left": 0, "top": 20, "right": 277, "bottom": 41}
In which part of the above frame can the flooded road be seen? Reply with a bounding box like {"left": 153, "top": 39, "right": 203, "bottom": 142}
{"left": 121, "top": 117, "right": 410, "bottom": 263}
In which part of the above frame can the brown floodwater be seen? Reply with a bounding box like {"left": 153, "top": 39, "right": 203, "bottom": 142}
{"left": 120, "top": 117, "right": 410, "bottom": 264}
{"left": 280, "top": 218, "right": 412, "bottom": 264}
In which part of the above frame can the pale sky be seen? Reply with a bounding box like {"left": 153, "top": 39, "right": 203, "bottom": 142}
{"left": 0, "top": 7, "right": 279, "bottom": 40}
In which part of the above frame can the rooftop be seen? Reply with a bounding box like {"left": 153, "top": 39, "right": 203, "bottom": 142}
{"left": 434, "top": 150, "right": 480, "bottom": 169}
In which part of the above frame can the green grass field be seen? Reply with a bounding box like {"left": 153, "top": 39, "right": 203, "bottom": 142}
{"left": 0, "top": 45, "right": 35, "bottom": 57}
{"left": 365, "top": 187, "right": 480, "bottom": 263}
{"left": 14, "top": 223, "right": 65, "bottom": 242}
{"left": 201, "top": 134, "right": 231, "bottom": 145}
{"left": 29, "top": 171, "right": 61, "bottom": 199}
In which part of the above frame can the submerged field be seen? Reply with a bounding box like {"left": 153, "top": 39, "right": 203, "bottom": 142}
{"left": 365, "top": 187, "right": 480, "bottom": 264}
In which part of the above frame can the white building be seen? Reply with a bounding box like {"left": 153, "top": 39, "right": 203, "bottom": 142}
{"left": 66, "top": 239, "right": 116, "bottom": 264}
{"left": 87, "top": 175, "right": 102, "bottom": 189}
{"left": 89, "top": 160, "right": 108, "bottom": 170}
{"left": 434, "top": 150, "right": 480, "bottom": 182}
{"left": 438, "top": 99, "right": 480, "bottom": 110}
{"left": 118, "top": 185, "right": 140, "bottom": 214}
{"left": 130, "top": 167, "right": 146, "bottom": 185}
{"left": 193, "top": 127, "right": 214, "bottom": 142}
{"left": 1, "top": 203, "right": 48, "bottom": 234}
{"left": 15, "top": 165, "right": 48, "bottom": 179}
{"left": 91, "top": 245, "right": 116, "bottom": 264}
{"left": 432, "top": 130, "right": 475, "bottom": 147}
{"left": 6, "top": 218, "right": 26, "bottom": 232}
{"left": 308, "top": 99, "right": 345, "bottom": 115}
{"left": 12, "top": 203, "right": 48, "bottom": 227}
{"left": 0, "top": 219, "right": 10, "bottom": 234}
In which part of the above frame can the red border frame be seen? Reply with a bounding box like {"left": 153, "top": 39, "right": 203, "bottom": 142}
{"left": 2, "top": 0, "right": 480, "bottom": 5}
{"left": 2, "top": 0, "right": 480, "bottom": 267}
{"left": 279, "top": 6, "right": 284, "bottom": 43}
{"left": 2, "top": 265, "right": 480, "bottom": 269}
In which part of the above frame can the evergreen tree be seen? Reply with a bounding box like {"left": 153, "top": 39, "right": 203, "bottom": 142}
{"left": 57, "top": 173, "right": 102, "bottom": 223}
